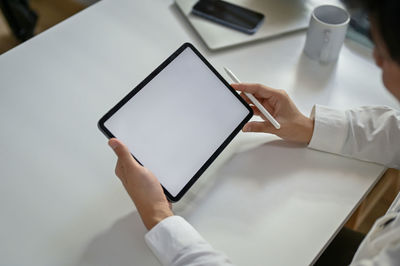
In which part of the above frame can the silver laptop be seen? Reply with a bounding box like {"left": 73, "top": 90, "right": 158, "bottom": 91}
{"left": 175, "top": 0, "right": 342, "bottom": 50}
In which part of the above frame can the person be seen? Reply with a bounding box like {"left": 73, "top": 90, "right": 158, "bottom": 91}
{"left": 107, "top": 0, "right": 400, "bottom": 264}
{"left": 0, "top": 0, "right": 38, "bottom": 41}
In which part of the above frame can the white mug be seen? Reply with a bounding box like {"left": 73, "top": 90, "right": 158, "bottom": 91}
{"left": 304, "top": 5, "right": 350, "bottom": 64}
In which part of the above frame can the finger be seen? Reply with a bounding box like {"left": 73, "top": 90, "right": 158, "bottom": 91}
{"left": 240, "top": 92, "right": 252, "bottom": 105}
{"left": 250, "top": 107, "right": 275, "bottom": 121}
{"left": 250, "top": 106, "right": 261, "bottom": 116}
{"left": 259, "top": 99, "right": 276, "bottom": 117}
{"left": 108, "top": 138, "right": 140, "bottom": 168}
{"left": 232, "top": 83, "right": 278, "bottom": 98}
{"left": 239, "top": 91, "right": 263, "bottom": 104}
{"left": 115, "top": 160, "right": 127, "bottom": 185}
{"left": 240, "top": 92, "right": 254, "bottom": 105}
{"left": 246, "top": 97, "right": 276, "bottom": 120}
{"left": 242, "top": 121, "right": 278, "bottom": 134}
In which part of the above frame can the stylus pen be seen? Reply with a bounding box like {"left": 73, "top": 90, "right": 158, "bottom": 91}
{"left": 224, "top": 67, "right": 281, "bottom": 130}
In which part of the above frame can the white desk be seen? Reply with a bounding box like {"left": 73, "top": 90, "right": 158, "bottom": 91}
{"left": 0, "top": 0, "right": 399, "bottom": 265}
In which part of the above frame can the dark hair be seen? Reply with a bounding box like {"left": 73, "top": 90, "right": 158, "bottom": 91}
{"left": 344, "top": 0, "right": 400, "bottom": 64}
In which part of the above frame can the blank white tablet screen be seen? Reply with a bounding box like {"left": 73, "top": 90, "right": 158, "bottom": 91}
{"left": 104, "top": 47, "right": 249, "bottom": 197}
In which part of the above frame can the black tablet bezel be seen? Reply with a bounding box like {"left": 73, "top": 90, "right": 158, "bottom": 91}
{"left": 98, "top": 42, "right": 253, "bottom": 202}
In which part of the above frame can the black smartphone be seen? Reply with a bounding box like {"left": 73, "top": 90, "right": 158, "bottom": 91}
{"left": 191, "top": 0, "right": 264, "bottom": 34}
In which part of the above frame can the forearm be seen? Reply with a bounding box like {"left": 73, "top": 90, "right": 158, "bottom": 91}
{"left": 145, "top": 216, "right": 234, "bottom": 266}
{"left": 308, "top": 105, "right": 400, "bottom": 169}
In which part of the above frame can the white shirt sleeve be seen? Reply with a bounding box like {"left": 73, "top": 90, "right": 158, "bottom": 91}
{"left": 144, "top": 105, "right": 400, "bottom": 266}
{"left": 309, "top": 104, "right": 400, "bottom": 266}
{"left": 350, "top": 242, "right": 400, "bottom": 266}
{"left": 145, "top": 216, "right": 234, "bottom": 266}
{"left": 308, "top": 105, "right": 400, "bottom": 169}
{"left": 349, "top": 194, "right": 400, "bottom": 266}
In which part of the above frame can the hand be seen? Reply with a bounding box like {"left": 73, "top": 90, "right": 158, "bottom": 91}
{"left": 108, "top": 138, "right": 173, "bottom": 230}
{"left": 232, "top": 83, "right": 314, "bottom": 144}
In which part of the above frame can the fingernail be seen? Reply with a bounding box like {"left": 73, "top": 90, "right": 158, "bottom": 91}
{"left": 244, "top": 126, "right": 251, "bottom": 132}
{"left": 108, "top": 140, "right": 118, "bottom": 149}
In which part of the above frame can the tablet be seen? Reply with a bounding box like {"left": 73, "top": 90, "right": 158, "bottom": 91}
{"left": 98, "top": 43, "right": 252, "bottom": 202}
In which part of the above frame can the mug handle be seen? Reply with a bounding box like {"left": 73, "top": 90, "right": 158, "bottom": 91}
{"left": 320, "top": 29, "right": 331, "bottom": 63}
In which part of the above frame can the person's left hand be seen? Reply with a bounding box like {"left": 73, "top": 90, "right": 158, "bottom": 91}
{"left": 108, "top": 138, "right": 173, "bottom": 230}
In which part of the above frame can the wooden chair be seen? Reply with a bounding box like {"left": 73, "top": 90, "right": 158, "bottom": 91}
{"left": 345, "top": 169, "right": 400, "bottom": 233}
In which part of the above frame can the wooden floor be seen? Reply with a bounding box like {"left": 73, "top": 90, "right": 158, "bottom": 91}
{"left": 1, "top": 0, "right": 399, "bottom": 236}
{"left": 0, "top": 0, "right": 86, "bottom": 54}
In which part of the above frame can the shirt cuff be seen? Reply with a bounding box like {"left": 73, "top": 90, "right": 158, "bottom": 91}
{"left": 145, "top": 215, "right": 207, "bottom": 265}
{"left": 308, "top": 105, "right": 349, "bottom": 154}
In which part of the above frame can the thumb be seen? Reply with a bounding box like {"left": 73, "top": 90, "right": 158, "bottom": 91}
{"left": 108, "top": 138, "right": 139, "bottom": 167}
{"left": 243, "top": 121, "right": 278, "bottom": 134}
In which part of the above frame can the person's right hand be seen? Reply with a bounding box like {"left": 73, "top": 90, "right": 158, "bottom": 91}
{"left": 231, "top": 83, "right": 315, "bottom": 144}
{"left": 108, "top": 138, "right": 173, "bottom": 230}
